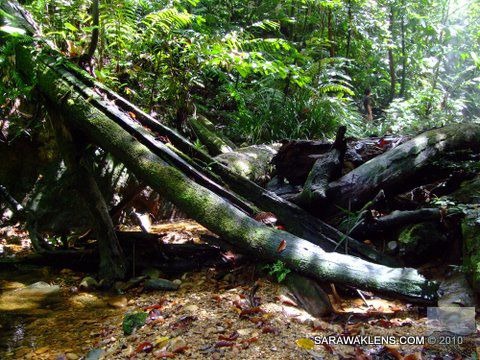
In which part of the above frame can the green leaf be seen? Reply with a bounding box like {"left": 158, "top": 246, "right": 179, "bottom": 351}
{"left": 122, "top": 312, "right": 148, "bottom": 335}
{"left": 64, "top": 22, "right": 78, "bottom": 32}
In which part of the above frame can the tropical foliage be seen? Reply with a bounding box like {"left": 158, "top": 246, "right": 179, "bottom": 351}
{"left": 3, "top": 0, "right": 480, "bottom": 142}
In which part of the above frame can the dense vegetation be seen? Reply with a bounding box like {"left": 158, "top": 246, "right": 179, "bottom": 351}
{"left": 2, "top": 0, "right": 479, "bottom": 145}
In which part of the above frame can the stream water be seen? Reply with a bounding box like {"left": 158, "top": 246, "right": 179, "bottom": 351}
{"left": 0, "top": 265, "right": 125, "bottom": 359}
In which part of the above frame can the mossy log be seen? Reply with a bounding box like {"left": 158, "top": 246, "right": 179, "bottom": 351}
{"left": 188, "top": 114, "right": 235, "bottom": 155}
{"left": 215, "top": 144, "right": 281, "bottom": 183}
{"left": 2, "top": 11, "right": 438, "bottom": 301}
{"left": 294, "top": 126, "right": 346, "bottom": 207}
{"left": 448, "top": 176, "right": 480, "bottom": 292}
{"left": 325, "top": 124, "right": 480, "bottom": 214}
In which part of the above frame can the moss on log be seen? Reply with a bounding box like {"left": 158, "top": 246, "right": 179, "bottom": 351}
{"left": 326, "top": 124, "right": 480, "bottom": 213}
{"left": 188, "top": 114, "right": 235, "bottom": 155}
{"left": 215, "top": 144, "right": 280, "bottom": 183}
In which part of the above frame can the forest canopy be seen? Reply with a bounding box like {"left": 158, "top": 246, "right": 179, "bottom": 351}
{"left": 2, "top": 0, "right": 480, "bottom": 144}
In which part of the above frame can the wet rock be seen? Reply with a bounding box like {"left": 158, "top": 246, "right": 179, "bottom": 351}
{"left": 70, "top": 293, "right": 106, "bottom": 309}
{"left": 107, "top": 296, "right": 128, "bottom": 309}
{"left": 25, "top": 281, "right": 60, "bottom": 294}
{"left": 439, "top": 271, "right": 476, "bottom": 307}
{"left": 84, "top": 348, "right": 105, "bottom": 360}
{"left": 144, "top": 278, "right": 179, "bottom": 291}
{"left": 80, "top": 277, "right": 99, "bottom": 290}
{"left": 0, "top": 281, "right": 62, "bottom": 310}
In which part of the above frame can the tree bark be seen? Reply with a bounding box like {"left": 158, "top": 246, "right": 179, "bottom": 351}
{"left": 294, "top": 126, "right": 346, "bottom": 206}
{"left": 46, "top": 103, "right": 127, "bottom": 282}
{"left": 324, "top": 124, "right": 480, "bottom": 214}
{"left": 387, "top": 5, "right": 396, "bottom": 102}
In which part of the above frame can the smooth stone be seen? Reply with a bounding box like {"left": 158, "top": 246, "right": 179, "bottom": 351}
{"left": 107, "top": 296, "right": 128, "bottom": 309}
{"left": 80, "top": 277, "right": 99, "bottom": 290}
{"left": 144, "top": 278, "right": 179, "bottom": 291}
{"left": 84, "top": 348, "right": 106, "bottom": 360}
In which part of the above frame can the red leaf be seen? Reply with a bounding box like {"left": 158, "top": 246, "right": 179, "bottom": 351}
{"left": 170, "top": 315, "right": 197, "bottom": 330}
{"left": 239, "top": 306, "right": 264, "bottom": 318}
{"left": 143, "top": 300, "right": 167, "bottom": 311}
{"left": 377, "top": 138, "right": 390, "bottom": 148}
{"left": 241, "top": 337, "right": 258, "bottom": 344}
{"left": 262, "top": 326, "right": 279, "bottom": 335}
{"left": 135, "top": 341, "right": 153, "bottom": 353}
{"left": 211, "top": 294, "right": 222, "bottom": 303}
{"left": 214, "top": 341, "right": 235, "bottom": 348}
{"left": 240, "top": 336, "right": 258, "bottom": 349}
{"left": 219, "top": 332, "right": 239, "bottom": 341}
{"left": 277, "top": 239, "right": 287, "bottom": 253}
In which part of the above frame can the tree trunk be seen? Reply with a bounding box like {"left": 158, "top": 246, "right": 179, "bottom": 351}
{"left": 3, "top": 1, "right": 438, "bottom": 301}
{"left": 324, "top": 124, "right": 480, "bottom": 214}
{"left": 399, "top": 0, "right": 407, "bottom": 98}
{"left": 387, "top": 5, "right": 396, "bottom": 102}
{"left": 46, "top": 102, "right": 127, "bottom": 282}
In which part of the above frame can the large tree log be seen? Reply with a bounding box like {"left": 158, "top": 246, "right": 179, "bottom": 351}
{"left": 324, "top": 124, "right": 480, "bottom": 214}
{"left": 10, "top": 42, "right": 392, "bottom": 265}
{"left": 294, "top": 126, "right": 347, "bottom": 207}
{"left": 2, "top": 6, "right": 437, "bottom": 301}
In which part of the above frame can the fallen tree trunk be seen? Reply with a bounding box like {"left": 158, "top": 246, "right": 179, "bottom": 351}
{"left": 188, "top": 114, "right": 236, "bottom": 156}
{"left": 324, "top": 124, "right": 480, "bottom": 214}
{"left": 351, "top": 208, "right": 461, "bottom": 237}
{"left": 20, "top": 43, "right": 393, "bottom": 266}
{"left": 3, "top": 4, "right": 437, "bottom": 301}
{"left": 294, "top": 126, "right": 347, "bottom": 207}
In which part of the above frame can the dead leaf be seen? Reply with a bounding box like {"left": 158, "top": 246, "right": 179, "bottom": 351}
{"left": 218, "top": 332, "right": 239, "bottom": 341}
{"left": 404, "top": 353, "right": 422, "bottom": 360}
{"left": 277, "top": 239, "right": 287, "bottom": 253}
{"left": 295, "top": 338, "right": 315, "bottom": 350}
{"left": 385, "top": 345, "right": 403, "bottom": 360}
{"left": 239, "top": 306, "right": 264, "bottom": 318}
{"left": 262, "top": 326, "right": 280, "bottom": 335}
{"left": 170, "top": 315, "right": 197, "bottom": 330}
{"left": 135, "top": 341, "right": 153, "bottom": 353}
{"left": 214, "top": 340, "right": 235, "bottom": 348}
{"left": 355, "top": 347, "right": 372, "bottom": 360}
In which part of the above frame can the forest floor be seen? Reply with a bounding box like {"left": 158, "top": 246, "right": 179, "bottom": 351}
{"left": 0, "top": 221, "right": 478, "bottom": 360}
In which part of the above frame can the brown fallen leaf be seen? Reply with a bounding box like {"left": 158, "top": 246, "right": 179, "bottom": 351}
{"left": 262, "top": 325, "right": 280, "bottom": 335}
{"left": 214, "top": 340, "right": 235, "bottom": 348}
{"left": 135, "top": 341, "right": 153, "bottom": 353}
{"left": 219, "top": 332, "right": 239, "bottom": 341}
{"left": 239, "top": 306, "right": 264, "bottom": 318}
{"left": 277, "top": 239, "right": 287, "bottom": 253}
